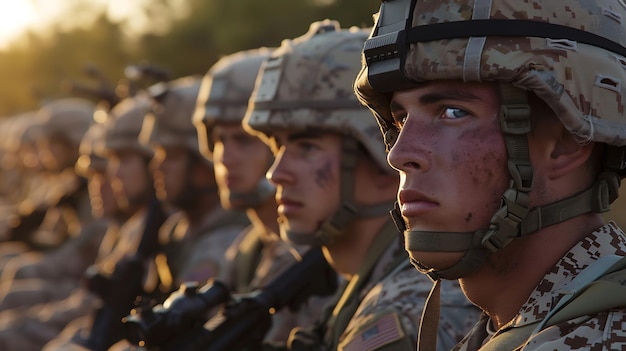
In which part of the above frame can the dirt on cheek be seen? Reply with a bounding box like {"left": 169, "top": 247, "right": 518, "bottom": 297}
{"left": 464, "top": 212, "right": 473, "bottom": 222}
{"left": 314, "top": 160, "right": 336, "bottom": 188}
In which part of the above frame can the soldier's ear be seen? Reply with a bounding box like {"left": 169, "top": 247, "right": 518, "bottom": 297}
{"left": 546, "top": 125, "right": 595, "bottom": 180}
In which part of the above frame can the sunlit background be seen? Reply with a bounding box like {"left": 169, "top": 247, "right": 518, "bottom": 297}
{"left": 0, "top": 0, "right": 379, "bottom": 116}
{"left": 0, "top": 0, "right": 186, "bottom": 49}
{"left": 0, "top": 2, "right": 37, "bottom": 49}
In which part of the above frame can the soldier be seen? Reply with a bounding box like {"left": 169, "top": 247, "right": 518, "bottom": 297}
{"left": 31, "top": 98, "right": 96, "bottom": 248}
{"left": 193, "top": 47, "right": 331, "bottom": 343}
{"left": 139, "top": 75, "right": 248, "bottom": 287}
{"left": 0, "top": 121, "right": 117, "bottom": 351}
{"left": 355, "top": 0, "right": 626, "bottom": 350}
{"left": 0, "top": 122, "right": 111, "bottom": 287}
{"left": 244, "top": 20, "right": 479, "bottom": 351}
{"left": 0, "top": 112, "right": 45, "bottom": 258}
{"left": 0, "top": 98, "right": 96, "bottom": 312}
{"left": 41, "top": 94, "right": 160, "bottom": 351}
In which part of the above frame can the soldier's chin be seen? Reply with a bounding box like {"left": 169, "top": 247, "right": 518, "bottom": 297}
{"left": 407, "top": 251, "right": 464, "bottom": 272}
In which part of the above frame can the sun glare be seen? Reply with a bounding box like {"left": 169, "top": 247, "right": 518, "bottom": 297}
{"left": 0, "top": 2, "right": 37, "bottom": 49}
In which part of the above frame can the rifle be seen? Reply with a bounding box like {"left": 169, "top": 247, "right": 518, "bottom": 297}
{"left": 73, "top": 194, "right": 168, "bottom": 351}
{"left": 123, "top": 247, "right": 338, "bottom": 351}
{"left": 61, "top": 64, "right": 120, "bottom": 108}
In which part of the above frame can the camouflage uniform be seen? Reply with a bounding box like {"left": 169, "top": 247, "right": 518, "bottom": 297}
{"left": 40, "top": 95, "right": 159, "bottom": 351}
{"left": 453, "top": 222, "right": 626, "bottom": 350}
{"left": 289, "top": 225, "right": 477, "bottom": 351}
{"left": 0, "top": 98, "right": 96, "bottom": 314}
{"left": 160, "top": 207, "right": 247, "bottom": 285}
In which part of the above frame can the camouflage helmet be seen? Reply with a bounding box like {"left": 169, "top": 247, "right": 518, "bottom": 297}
{"left": 140, "top": 76, "right": 204, "bottom": 160}
{"left": 193, "top": 47, "right": 273, "bottom": 159}
{"left": 356, "top": 0, "right": 626, "bottom": 150}
{"left": 244, "top": 20, "right": 394, "bottom": 247}
{"left": 193, "top": 48, "right": 276, "bottom": 209}
{"left": 244, "top": 20, "right": 392, "bottom": 175}
{"left": 36, "top": 98, "right": 94, "bottom": 146}
{"left": 355, "top": 0, "right": 626, "bottom": 281}
{"left": 98, "top": 94, "right": 153, "bottom": 159}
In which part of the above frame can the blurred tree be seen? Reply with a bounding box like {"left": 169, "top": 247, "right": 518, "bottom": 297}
{"left": 0, "top": 11, "right": 135, "bottom": 116}
{"left": 0, "top": 0, "right": 379, "bottom": 117}
{"left": 137, "top": 0, "right": 380, "bottom": 77}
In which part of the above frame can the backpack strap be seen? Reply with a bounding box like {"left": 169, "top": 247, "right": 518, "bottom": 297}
{"left": 479, "top": 255, "right": 626, "bottom": 351}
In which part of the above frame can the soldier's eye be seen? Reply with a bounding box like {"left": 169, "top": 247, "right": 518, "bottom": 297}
{"left": 441, "top": 107, "right": 468, "bottom": 119}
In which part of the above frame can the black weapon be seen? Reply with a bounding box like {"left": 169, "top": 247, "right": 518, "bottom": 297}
{"left": 123, "top": 63, "right": 171, "bottom": 97}
{"left": 73, "top": 194, "right": 168, "bottom": 351}
{"left": 123, "top": 247, "right": 338, "bottom": 351}
{"left": 60, "top": 80, "right": 120, "bottom": 108}
{"left": 61, "top": 63, "right": 120, "bottom": 108}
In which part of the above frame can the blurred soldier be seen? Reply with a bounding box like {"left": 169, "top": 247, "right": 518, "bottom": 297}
{"left": 355, "top": 0, "right": 626, "bottom": 350}
{"left": 0, "top": 98, "right": 95, "bottom": 312}
{"left": 244, "top": 21, "right": 480, "bottom": 351}
{"left": 193, "top": 47, "right": 331, "bottom": 343}
{"left": 0, "top": 112, "right": 45, "bottom": 257}
{"left": 0, "top": 121, "right": 118, "bottom": 351}
{"left": 0, "top": 112, "right": 40, "bottom": 212}
{"left": 41, "top": 94, "right": 160, "bottom": 351}
{"left": 139, "top": 75, "right": 248, "bottom": 287}
{"left": 0, "top": 122, "right": 111, "bottom": 291}
{"left": 30, "top": 98, "right": 95, "bottom": 248}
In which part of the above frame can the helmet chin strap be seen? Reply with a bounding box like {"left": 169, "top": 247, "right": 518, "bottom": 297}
{"left": 284, "top": 137, "right": 394, "bottom": 247}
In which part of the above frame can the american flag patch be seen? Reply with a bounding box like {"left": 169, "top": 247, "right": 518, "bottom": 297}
{"left": 339, "top": 313, "right": 405, "bottom": 351}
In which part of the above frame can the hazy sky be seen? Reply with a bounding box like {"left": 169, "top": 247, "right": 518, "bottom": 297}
{"left": 0, "top": 0, "right": 157, "bottom": 49}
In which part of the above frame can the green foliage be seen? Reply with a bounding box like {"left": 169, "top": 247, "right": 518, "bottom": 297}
{"left": 0, "top": 0, "right": 380, "bottom": 117}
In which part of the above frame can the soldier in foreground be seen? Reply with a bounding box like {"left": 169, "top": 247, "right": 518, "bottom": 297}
{"left": 355, "top": 0, "right": 626, "bottom": 349}
{"left": 244, "top": 20, "right": 479, "bottom": 351}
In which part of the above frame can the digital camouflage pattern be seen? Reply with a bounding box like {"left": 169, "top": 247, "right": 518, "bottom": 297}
{"left": 452, "top": 222, "right": 626, "bottom": 350}
{"left": 287, "top": 225, "right": 479, "bottom": 351}
{"left": 338, "top": 238, "right": 479, "bottom": 351}
{"left": 355, "top": 0, "right": 626, "bottom": 150}
{"left": 243, "top": 20, "right": 392, "bottom": 174}
{"left": 159, "top": 206, "right": 248, "bottom": 285}
{"left": 193, "top": 47, "right": 273, "bottom": 158}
